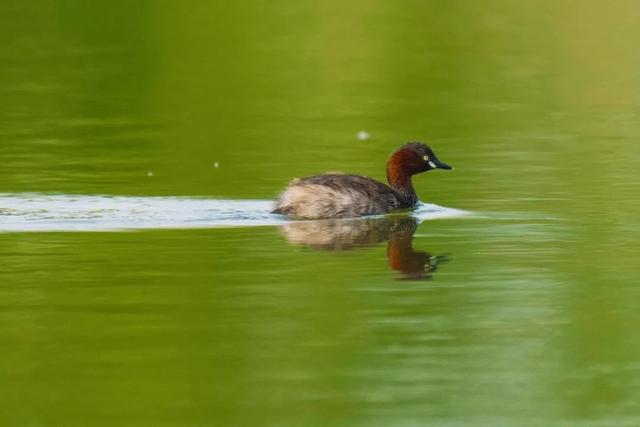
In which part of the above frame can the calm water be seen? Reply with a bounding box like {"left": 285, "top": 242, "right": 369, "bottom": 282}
{"left": 2, "top": 1, "right": 640, "bottom": 425}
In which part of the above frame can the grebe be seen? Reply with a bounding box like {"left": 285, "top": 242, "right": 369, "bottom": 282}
{"left": 273, "top": 142, "right": 452, "bottom": 219}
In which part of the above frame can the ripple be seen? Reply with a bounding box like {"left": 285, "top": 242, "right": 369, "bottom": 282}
{"left": 0, "top": 194, "right": 468, "bottom": 232}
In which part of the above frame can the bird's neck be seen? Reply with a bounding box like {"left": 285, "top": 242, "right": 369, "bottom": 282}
{"left": 386, "top": 169, "right": 418, "bottom": 207}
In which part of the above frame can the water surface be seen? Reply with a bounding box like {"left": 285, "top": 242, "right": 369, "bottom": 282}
{"left": 2, "top": 1, "right": 640, "bottom": 426}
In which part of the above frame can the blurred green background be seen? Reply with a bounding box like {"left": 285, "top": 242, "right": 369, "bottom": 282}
{"left": 1, "top": 0, "right": 640, "bottom": 426}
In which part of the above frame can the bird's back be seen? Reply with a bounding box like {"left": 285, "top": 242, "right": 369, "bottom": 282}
{"left": 273, "top": 174, "right": 403, "bottom": 219}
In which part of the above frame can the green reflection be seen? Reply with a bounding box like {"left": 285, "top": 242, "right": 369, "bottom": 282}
{"left": 2, "top": 0, "right": 640, "bottom": 425}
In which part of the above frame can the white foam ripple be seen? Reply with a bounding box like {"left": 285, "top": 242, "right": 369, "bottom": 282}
{"left": 0, "top": 194, "right": 468, "bottom": 232}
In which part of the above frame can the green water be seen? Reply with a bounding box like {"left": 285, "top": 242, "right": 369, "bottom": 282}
{"left": 2, "top": 1, "right": 640, "bottom": 425}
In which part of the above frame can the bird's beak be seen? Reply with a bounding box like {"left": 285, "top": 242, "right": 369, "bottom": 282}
{"left": 431, "top": 158, "right": 453, "bottom": 170}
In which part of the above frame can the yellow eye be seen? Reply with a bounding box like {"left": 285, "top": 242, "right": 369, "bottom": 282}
{"left": 423, "top": 155, "right": 429, "bottom": 161}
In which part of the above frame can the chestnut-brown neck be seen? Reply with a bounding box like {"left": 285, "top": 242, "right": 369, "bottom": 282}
{"left": 386, "top": 156, "right": 418, "bottom": 207}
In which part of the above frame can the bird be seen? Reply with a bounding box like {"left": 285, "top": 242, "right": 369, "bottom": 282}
{"left": 272, "top": 141, "right": 452, "bottom": 219}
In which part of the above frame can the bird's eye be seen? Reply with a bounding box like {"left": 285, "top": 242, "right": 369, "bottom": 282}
{"left": 423, "top": 155, "right": 430, "bottom": 161}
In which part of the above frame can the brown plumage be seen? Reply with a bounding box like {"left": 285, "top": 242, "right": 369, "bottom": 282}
{"left": 272, "top": 142, "right": 452, "bottom": 219}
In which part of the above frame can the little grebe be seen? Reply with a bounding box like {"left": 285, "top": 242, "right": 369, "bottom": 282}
{"left": 273, "top": 142, "right": 452, "bottom": 219}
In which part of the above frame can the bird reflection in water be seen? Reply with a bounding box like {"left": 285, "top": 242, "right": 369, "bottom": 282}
{"left": 280, "top": 216, "right": 449, "bottom": 281}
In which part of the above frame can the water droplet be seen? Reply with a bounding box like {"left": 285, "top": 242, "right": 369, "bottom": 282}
{"left": 147, "top": 171, "right": 154, "bottom": 177}
{"left": 357, "top": 130, "right": 370, "bottom": 141}
{"left": 213, "top": 162, "right": 220, "bottom": 169}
